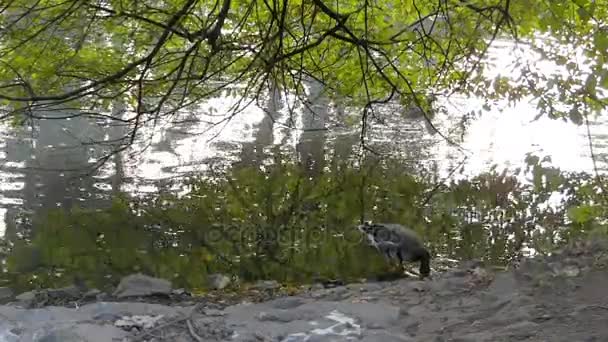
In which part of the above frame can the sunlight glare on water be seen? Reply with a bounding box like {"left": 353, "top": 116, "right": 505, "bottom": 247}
{"left": 434, "top": 38, "right": 606, "bottom": 179}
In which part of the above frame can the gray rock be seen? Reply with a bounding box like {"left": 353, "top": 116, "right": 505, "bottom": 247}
{"left": 497, "top": 320, "right": 539, "bottom": 338}
{"left": 452, "top": 331, "right": 495, "bottom": 342}
{"left": 203, "top": 308, "right": 226, "bottom": 317}
{"left": 309, "top": 284, "right": 325, "bottom": 291}
{"left": 208, "top": 273, "right": 231, "bottom": 290}
{"left": 83, "top": 289, "right": 101, "bottom": 299}
{"left": 29, "top": 324, "right": 128, "bottom": 342}
{"left": 36, "top": 328, "right": 83, "bottom": 342}
{"left": 406, "top": 305, "right": 429, "bottom": 317}
{"left": 485, "top": 272, "right": 518, "bottom": 298}
{"left": 0, "top": 320, "right": 19, "bottom": 342}
{"left": 552, "top": 264, "right": 581, "bottom": 277}
{"left": 112, "top": 273, "right": 172, "bottom": 298}
{"left": 459, "top": 259, "right": 485, "bottom": 270}
{"left": 270, "top": 297, "right": 306, "bottom": 310}
{"left": 407, "top": 281, "right": 429, "bottom": 292}
{"left": 15, "top": 290, "right": 36, "bottom": 302}
{"left": 47, "top": 285, "right": 82, "bottom": 299}
{"left": 362, "top": 331, "right": 415, "bottom": 342}
{"left": 0, "top": 287, "right": 13, "bottom": 301}
{"left": 172, "top": 288, "right": 187, "bottom": 295}
{"left": 257, "top": 310, "right": 304, "bottom": 323}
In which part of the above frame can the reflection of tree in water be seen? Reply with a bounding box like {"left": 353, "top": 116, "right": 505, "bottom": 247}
{"left": 238, "top": 82, "right": 285, "bottom": 168}
{"left": 296, "top": 80, "right": 329, "bottom": 176}
{"left": 1, "top": 109, "right": 124, "bottom": 239}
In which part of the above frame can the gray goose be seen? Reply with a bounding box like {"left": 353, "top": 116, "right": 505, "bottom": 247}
{"left": 358, "top": 222, "right": 431, "bottom": 278}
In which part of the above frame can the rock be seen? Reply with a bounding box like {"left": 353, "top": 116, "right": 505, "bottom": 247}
{"left": 407, "top": 281, "right": 428, "bottom": 292}
{"left": 201, "top": 308, "right": 226, "bottom": 317}
{"left": 172, "top": 288, "right": 187, "bottom": 295}
{"left": 552, "top": 264, "right": 580, "bottom": 277}
{"left": 257, "top": 311, "right": 302, "bottom": 323}
{"left": 362, "top": 331, "right": 415, "bottom": 341}
{"left": 485, "top": 272, "right": 518, "bottom": 298}
{"left": 323, "top": 287, "right": 351, "bottom": 301}
{"left": 452, "top": 331, "right": 495, "bottom": 342}
{"left": 269, "top": 297, "right": 306, "bottom": 310}
{"left": 0, "top": 287, "right": 13, "bottom": 301}
{"left": 115, "top": 314, "right": 164, "bottom": 330}
{"left": 448, "top": 269, "right": 469, "bottom": 277}
{"left": 497, "top": 320, "right": 539, "bottom": 339}
{"left": 83, "top": 289, "right": 102, "bottom": 299}
{"left": 405, "top": 305, "right": 428, "bottom": 317}
{"left": 252, "top": 280, "right": 280, "bottom": 291}
{"left": 47, "top": 285, "right": 82, "bottom": 299}
{"left": 34, "top": 328, "right": 83, "bottom": 342}
{"left": 456, "top": 297, "right": 482, "bottom": 308}
{"left": 0, "top": 320, "right": 19, "bottom": 342}
{"left": 459, "top": 259, "right": 485, "bottom": 270}
{"left": 93, "top": 312, "right": 122, "bottom": 322}
{"left": 25, "top": 324, "right": 128, "bottom": 342}
{"left": 208, "top": 273, "right": 231, "bottom": 290}
{"left": 309, "top": 283, "right": 325, "bottom": 291}
{"left": 112, "top": 273, "right": 172, "bottom": 298}
{"left": 15, "top": 290, "right": 36, "bottom": 303}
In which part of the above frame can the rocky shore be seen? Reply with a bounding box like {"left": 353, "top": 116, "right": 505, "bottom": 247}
{"left": 1, "top": 238, "right": 607, "bottom": 341}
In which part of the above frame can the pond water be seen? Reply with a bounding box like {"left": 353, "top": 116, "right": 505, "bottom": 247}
{"left": 0, "top": 40, "right": 606, "bottom": 290}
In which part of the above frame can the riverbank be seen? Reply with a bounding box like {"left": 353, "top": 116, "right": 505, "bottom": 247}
{"left": 1, "top": 238, "right": 607, "bottom": 341}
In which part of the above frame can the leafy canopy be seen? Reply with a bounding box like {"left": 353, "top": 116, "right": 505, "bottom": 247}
{"left": 0, "top": 0, "right": 607, "bottom": 153}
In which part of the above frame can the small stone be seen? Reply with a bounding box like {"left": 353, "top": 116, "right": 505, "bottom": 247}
{"left": 112, "top": 273, "right": 172, "bottom": 298}
{"left": 252, "top": 280, "right": 280, "bottom": 291}
{"left": 208, "top": 274, "right": 231, "bottom": 290}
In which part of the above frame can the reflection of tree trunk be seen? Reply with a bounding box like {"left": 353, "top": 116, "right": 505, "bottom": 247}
{"left": 2, "top": 209, "right": 17, "bottom": 241}
{"left": 238, "top": 83, "right": 282, "bottom": 168}
{"left": 298, "top": 79, "right": 328, "bottom": 176}
{"left": 110, "top": 101, "right": 126, "bottom": 195}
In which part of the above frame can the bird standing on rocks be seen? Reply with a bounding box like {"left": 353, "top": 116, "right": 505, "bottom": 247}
{"left": 357, "top": 222, "right": 431, "bottom": 278}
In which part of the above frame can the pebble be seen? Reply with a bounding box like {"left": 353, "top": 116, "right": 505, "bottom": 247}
{"left": 252, "top": 280, "right": 280, "bottom": 291}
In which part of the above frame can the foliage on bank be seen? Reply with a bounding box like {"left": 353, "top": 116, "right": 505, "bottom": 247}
{"left": 3, "top": 154, "right": 607, "bottom": 292}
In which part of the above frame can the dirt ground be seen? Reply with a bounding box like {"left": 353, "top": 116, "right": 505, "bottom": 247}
{"left": 1, "top": 238, "right": 608, "bottom": 341}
